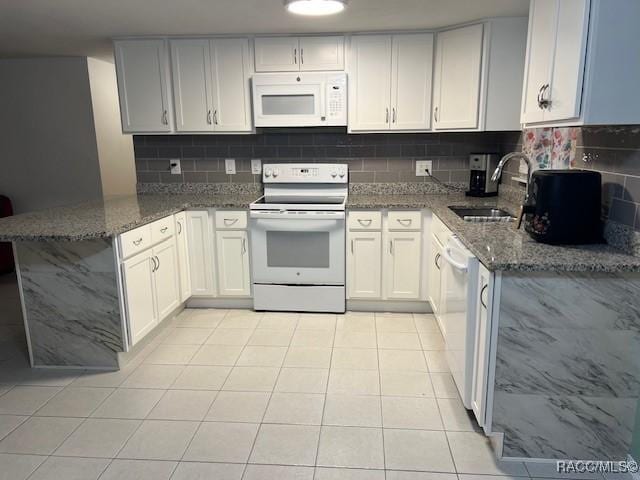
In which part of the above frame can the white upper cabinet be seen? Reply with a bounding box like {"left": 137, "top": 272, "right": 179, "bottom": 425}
{"left": 114, "top": 39, "right": 172, "bottom": 133}
{"left": 170, "top": 38, "right": 252, "bottom": 133}
{"left": 521, "top": 0, "right": 589, "bottom": 124}
{"left": 255, "top": 36, "right": 344, "bottom": 72}
{"left": 210, "top": 38, "right": 252, "bottom": 132}
{"left": 349, "top": 33, "right": 433, "bottom": 132}
{"left": 170, "top": 39, "right": 213, "bottom": 132}
{"left": 433, "top": 24, "right": 484, "bottom": 130}
{"left": 521, "top": 0, "right": 640, "bottom": 126}
{"left": 299, "top": 36, "right": 345, "bottom": 71}
{"left": 391, "top": 34, "right": 434, "bottom": 131}
{"left": 349, "top": 35, "right": 393, "bottom": 131}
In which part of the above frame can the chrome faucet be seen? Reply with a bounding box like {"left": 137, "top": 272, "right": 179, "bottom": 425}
{"left": 491, "top": 152, "right": 536, "bottom": 229}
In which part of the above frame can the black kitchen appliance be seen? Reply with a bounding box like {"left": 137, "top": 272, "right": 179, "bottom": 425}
{"left": 521, "top": 170, "right": 603, "bottom": 244}
{"left": 466, "top": 154, "right": 500, "bottom": 197}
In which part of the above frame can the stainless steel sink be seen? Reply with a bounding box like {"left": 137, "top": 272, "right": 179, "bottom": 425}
{"left": 449, "top": 207, "right": 515, "bottom": 222}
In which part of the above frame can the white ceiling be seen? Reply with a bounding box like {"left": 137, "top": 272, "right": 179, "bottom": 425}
{"left": 0, "top": 0, "right": 529, "bottom": 60}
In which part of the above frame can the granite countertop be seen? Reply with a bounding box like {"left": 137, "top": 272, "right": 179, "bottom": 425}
{"left": 349, "top": 193, "right": 640, "bottom": 273}
{"left": 0, "top": 194, "right": 259, "bottom": 242}
{"left": 1, "top": 191, "right": 639, "bottom": 273}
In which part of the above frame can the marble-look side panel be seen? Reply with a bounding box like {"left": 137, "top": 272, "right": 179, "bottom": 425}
{"left": 493, "top": 271, "right": 640, "bottom": 460}
{"left": 493, "top": 392, "right": 636, "bottom": 460}
{"left": 16, "top": 240, "right": 123, "bottom": 368}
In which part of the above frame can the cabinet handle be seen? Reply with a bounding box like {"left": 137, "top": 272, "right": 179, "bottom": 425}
{"left": 301, "top": 48, "right": 304, "bottom": 64}
{"left": 207, "top": 110, "right": 212, "bottom": 125}
{"left": 537, "top": 84, "right": 551, "bottom": 109}
{"left": 155, "top": 255, "right": 160, "bottom": 271}
{"left": 294, "top": 48, "right": 297, "bottom": 64}
{"left": 389, "top": 240, "right": 393, "bottom": 255}
{"left": 160, "top": 227, "right": 168, "bottom": 234}
{"left": 133, "top": 238, "right": 143, "bottom": 246}
{"left": 223, "top": 218, "right": 238, "bottom": 226}
{"left": 397, "top": 218, "right": 412, "bottom": 227}
{"left": 357, "top": 219, "right": 372, "bottom": 227}
{"left": 350, "top": 239, "right": 354, "bottom": 254}
{"left": 480, "top": 284, "right": 488, "bottom": 309}
{"left": 434, "top": 107, "right": 439, "bottom": 122}
{"left": 162, "top": 110, "right": 168, "bottom": 125}
{"left": 385, "top": 108, "right": 390, "bottom": 124}
{"left": 392, "top": 108, "right": 396, "bottom": 123}
{"left": 213, "top": 110, "right": 218, "bottom": 125}
{"left": 435, "top": 252, "right": 441, "bottom": 270}
{"left": 177, "top": 221, "right": 182, "bottom": 235}
{"left": 151, "top": 256, "right": 158, "bottom": 272}
{"left": 241, "top": 238, "right": 247, "bottom": 254}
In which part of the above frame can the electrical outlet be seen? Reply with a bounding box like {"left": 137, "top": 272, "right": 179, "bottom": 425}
{"left": 170, "top": 159, "right": 181, "bottom": 175}
{"left": 251, "top": 159, "right": 262, "bottom": 175}
{"left": 225, "top": 158, "right": 236, "bottom": 175}
{"left": 415, "top": 160, "right": 433, "bottom": 177}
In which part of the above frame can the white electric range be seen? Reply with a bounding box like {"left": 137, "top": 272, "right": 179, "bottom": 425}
{"left": 249, "top": 163, "right": 348, "bottom": 313}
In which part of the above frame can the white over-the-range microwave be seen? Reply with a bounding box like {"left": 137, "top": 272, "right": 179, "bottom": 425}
{"left": 251, "top": 72, "right": 347, "bottom": 127}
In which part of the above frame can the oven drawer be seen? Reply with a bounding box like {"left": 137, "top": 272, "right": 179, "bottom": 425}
{"left": 388, "top": 211, "right": 422, "bottom": 231}
{"left": 348, "top": 211, "right": 382, "bottom": 231}
{"left": 215, "top": 211, "right": 248, "bottom": 230}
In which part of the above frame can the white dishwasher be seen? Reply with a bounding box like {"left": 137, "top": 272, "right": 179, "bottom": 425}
{"left": 439, "top": 233, "right": 479, "bottom": 409}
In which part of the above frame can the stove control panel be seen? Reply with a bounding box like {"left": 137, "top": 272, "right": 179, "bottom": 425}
{"left": 263, "top": 164, "right": 349, "bottom": 183}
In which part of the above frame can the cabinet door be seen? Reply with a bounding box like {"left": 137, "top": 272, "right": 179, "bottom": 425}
{"left": 114, "top": 39, "right": 172, "bottom": 133}
{"left": 299, "top": 36, "right": 345, "bottom": 71}
{"left": 385, "top": 231, "right": 422, "bottom": 300}
{"left": 433, "top": 24, "right": 484, "bottom": 130}
{"left": 349, "top": 35, "right": 393, "bottom": 131}
{"left": 428, "top": 235, "right": 443, "bottom": 315}
{"left": 254, "top": 37, "right": 299, "bottom": 72}
{"left": 347, "top": 231, "right": 382, "bottom": 299}
{"left": 210, "top": 38, "right": 252, "bottom": 132}
{"left": 545, "top": 0, "right": 589, "bottom": 122}
{"left": 216, "top": 230, "right": 251, "bottom": 297}
{"left": 169, "top": 39, "right": 214, "bottom": 132}
{"left": 122, "top": 252, "right": 157, "bottom": 346}
{"left": 175, "top": 212, "right": 192, "bottom": 302}
{"left": 186, "top": 211, "right": 215, "bottom": 296}
{"left": 471, "top": 264, "right": 492, "bottom": 428}
{"left": 391, "top": 33, "right": 434, "bottom": 130}
{"left": 521, "top": 0, "right": 557, "bottom": 124}
{"left": 153, "top": 239, "right": 181, "bottom": 320}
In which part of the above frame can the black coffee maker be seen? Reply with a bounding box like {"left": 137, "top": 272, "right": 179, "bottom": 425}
{"left": 466, "top": 154, "right": 500, "bottom": 197}
{"left": 521, "top": 170, "right": 603, "bottom": 244}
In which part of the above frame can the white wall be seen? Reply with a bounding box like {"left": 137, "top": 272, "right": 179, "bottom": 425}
{"left": 0, "top": 57, "right": 103, "bottom": 214}
{"left": 87, "top": 57, "right": 136, "bottom": 197}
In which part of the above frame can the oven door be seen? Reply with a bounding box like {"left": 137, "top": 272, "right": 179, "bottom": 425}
{"left": 250, "top": 210, "right": 345, "bottom": 285}
{"left": 252, "top": 82, "right": 325, "bottom": 127}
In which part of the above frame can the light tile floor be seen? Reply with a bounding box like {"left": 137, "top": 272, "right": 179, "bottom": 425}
{"left": 0, "top": 273, "right": 611, "bottom": 479}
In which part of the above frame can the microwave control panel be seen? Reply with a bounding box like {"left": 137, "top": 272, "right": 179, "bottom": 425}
{"left": 326, "top": 74, "right": 347, "bottom": 126}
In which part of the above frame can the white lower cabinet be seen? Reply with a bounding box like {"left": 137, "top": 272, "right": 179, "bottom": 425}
{"left": 122, "top": 251, "right": 157, "bottom": 346}
{"left": 174, "top": 212, "right": 192, "bottom": 302}
{"left": 428, "top": 235, "right": 443, "bottom": 314}
{"left": 186, "top": 210, "right": 215, "bottom": 296}
{"left": 385, "top": 231, "right": 422, "bottom": 299}
{"left": 122, "top": 237, "right": 180, "bottom": 347}
{"left": 215, "top": 230, "right": 251, "bottom": 297}
{"left": 347, "top": 231, "right": 382, "bottom": 299}
{"left": 471, "top": 264, "right": 495, "bottom": 430}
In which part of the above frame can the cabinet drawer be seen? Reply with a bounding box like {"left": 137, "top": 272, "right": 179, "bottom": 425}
{"left": 150, "top": 216, "right": 175, "bottom": 243}
{"left": 388, "top": 211, "right": 422, "bottom": 231}
{"left": 348, "top": 211, "right": 382, "bottom": 231}
{"left": 119, "top": 224, "right": 153, "bottom": 259}
{"left": 431, "top": 214, "right": 451, "bottom": 245}
{"left": 215, "top": 210, "right": 247, "bottom": 230}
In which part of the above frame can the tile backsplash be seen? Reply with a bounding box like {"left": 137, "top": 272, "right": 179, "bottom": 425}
{"left": 501, "top": 125, "right": 640, "bottom": 233}
{"left": 134, "top": 129, "right": 514, "bottom": 187}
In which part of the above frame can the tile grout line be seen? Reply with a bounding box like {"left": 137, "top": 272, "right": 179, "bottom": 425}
{"left": 373, "top": 312, "right": 387, "bottom": 476}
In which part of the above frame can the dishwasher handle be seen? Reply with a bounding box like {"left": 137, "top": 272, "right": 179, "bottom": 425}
{"left": 442, "top": 245, "right": 468, "bottom": 272}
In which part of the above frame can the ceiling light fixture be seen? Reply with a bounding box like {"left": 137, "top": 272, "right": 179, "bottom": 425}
{"left": 285, "top": 0, "right": 347, "bottom": 16}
